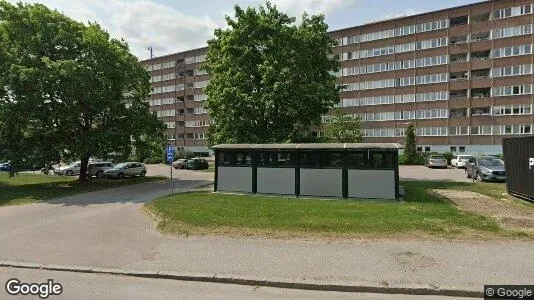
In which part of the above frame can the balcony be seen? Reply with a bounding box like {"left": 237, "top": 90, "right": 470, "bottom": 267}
{"left": 471, "top": 87, "right": 491, "bottom": 98}
{"left": 450, "top": 71, "right": 469, "bottom": 81}
{"left": 470, "top": 12, "right": 490, "bottom": 23}
{"left": 471, "top": 68, "right": 490, "bottom": 80}
{"left": 450, "top": 15, "right": 468, "bottom": 27}
{"left": 471, "top": 50, "right": 490, "bottom": 60}
{"left": 450, "top": 35, "right": 468, "bottom": 45}
{"left": 470, "top": 106, "right": 491, "bottom": 117}
{"left": 450, "top": 53, "right": 468, "bottom": 63}
{"left": 450, "top": 89, "right": 469, "bottom": 100}
{"left": 450, "top": 108, "right": 468, "bottom": 118}
{"left": 471, "top": 31, "right": 490, "bottom": 43}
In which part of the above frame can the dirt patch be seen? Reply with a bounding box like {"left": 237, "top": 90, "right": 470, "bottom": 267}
{"left": 432, "top": 189, "right": 534, "bottom": 231}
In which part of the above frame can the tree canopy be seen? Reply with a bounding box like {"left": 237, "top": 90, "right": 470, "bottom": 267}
{"left": 0, "top": 1, "right": 165, "bottom": 180}
{"left": 202, "top": 2, "right": 340, "bottom": 145}
{"left": 321, "top": 109, "right": 363, "bottom": 143}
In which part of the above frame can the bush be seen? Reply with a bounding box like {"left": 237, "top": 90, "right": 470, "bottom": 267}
{"left": 144, "top": 156, "right": 164, "bottom": 164}
{"left": 175, "top": 150, "right": 196, "bottom": 160}
{"left": 441, "top": 151, "right": 453, "bottom": 165}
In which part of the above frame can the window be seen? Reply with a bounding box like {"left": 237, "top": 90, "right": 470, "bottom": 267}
{"left": 492, "top": 44, "right": 532, "bottom": 58}
{"left": 492, "top": 24, "right": 533, "bottom": 39}
{"left": 370, "top": 152, "right": 395, "bottom": 169}
{"left": 459, "top": 147, "right": 466, "bottom": 153}
{"left": 218, "top": 151, "right": 252, "bottom": 167}
{"left": 492, "top": 84, "right": 534, "bottom": 97}
{"left": 493, "top": 4, "right": 532, "bottom": 20}
{"left": 257, "top": 152, "right": 296, "bottom": 167}
{"left": 425, "top": 147, "right": 431, "bottom": 152}
{"left": 299, "top": 152, "right": 343, "bottom": 168}
{"left": 491, "top": 64, "right": 533, "bottom": 78}
{"left": 450, "top": 146, "right": 457, "bottom": 152}
{"left": 417, "top": 147, "right": 423, "bottom": 152}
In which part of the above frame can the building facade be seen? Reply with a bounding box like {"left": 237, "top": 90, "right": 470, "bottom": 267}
{"left": 142, "top": 0, "right": 534, "bottom": 154}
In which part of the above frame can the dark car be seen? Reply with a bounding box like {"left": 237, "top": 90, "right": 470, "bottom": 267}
{"left": 186, "top": 158, "right": 209, "bottom": 170}
{"left": 0, "top": 161, "right": 11, "bottom": 171}
{"left": 465, "top": 156, "right": 506, "bottom": 182}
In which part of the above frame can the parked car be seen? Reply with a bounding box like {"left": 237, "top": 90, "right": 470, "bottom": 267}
{"left": 87, "top": 162, "right": 114, "bottom": 178}
{"left": 54, "top": 162, "right": 81, "bottom": 176}
{"left": 103, "top": 162, "right": 146, "bottom": 178}
{"left": 172, "top": 159, "right": 188, "bottom": 170}
{"left": 0, "top": 161, "right": 11, "bottom": 171}
{"left": 186, "top": 158, "right": 209, "bottom": 170}
{"left": 451, "top": 155, "right": 473, "bottom": 169}
{"left": 465, "top": 156, "right": 506, "bottom": 182}
{"left": 425, "top": 155, "right": 447, "bottom": 168}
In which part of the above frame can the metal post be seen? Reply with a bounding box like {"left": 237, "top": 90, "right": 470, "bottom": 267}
{"left": 170, "top": 164, "right": 174, "bottom": 195}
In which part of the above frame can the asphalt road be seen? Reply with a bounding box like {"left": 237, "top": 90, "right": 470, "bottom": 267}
{"left": 0, "top": 268, "right": 472, "bottom": 300}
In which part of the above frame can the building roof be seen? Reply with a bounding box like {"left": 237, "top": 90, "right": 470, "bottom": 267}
{"left": 212, "top": 143, "right": 404, "bottom": 150}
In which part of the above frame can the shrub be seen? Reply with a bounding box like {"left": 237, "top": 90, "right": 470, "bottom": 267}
{"left": 441, "top": 151, "right": 454, "bottom": 165}
{"left": 175, "top": 150, "right": 196, "bottom": 160}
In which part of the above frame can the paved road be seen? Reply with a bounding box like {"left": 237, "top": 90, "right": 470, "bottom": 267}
{"left": 0, "top": 268, "right": 471, "bottom": 300}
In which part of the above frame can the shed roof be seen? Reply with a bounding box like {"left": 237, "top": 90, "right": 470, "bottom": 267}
{"left": 212, "top": 143, "right": 404, "bottom": 150}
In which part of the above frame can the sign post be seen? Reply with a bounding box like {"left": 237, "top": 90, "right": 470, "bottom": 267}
{"left": 166, "top": 145, "right": 175, "bottom": 195}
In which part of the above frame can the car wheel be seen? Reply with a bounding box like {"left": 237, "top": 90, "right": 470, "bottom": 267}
{"left": 66, "top": 170, "right": 73, "bottom": 176}
{"left": 475, "top": 173, "right": 483, "bottom": 182}
{"left": 465, "top": 170, "right": 471, "bottom": 178}
{"left": 117, "top": 173, "right": 124, "bottom": 179}
{"left": 140, "top": 170, "right": 146, "bottom": 177}
{"left": 96, "top": 171, "right": 103, "bottom": 178}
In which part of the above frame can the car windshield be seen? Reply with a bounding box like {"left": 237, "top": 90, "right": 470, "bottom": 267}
{"left": 478, "top": 158, "right": 504, "bottom": 166}
{"left": 113, "top": 163, "right": 128, "bottom": 169}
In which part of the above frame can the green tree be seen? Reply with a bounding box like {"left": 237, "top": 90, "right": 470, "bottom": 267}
{"left": 202, "top": 2, "right": 340, "bottom": 145}
{"left": 0, "top": 1, "right": 165, "bottom": 180}
{"left": 403, "top": 123, "right": 418, "bottom": 165}
{"left": 322, "top": 109, "right": 363, "bottom": 143}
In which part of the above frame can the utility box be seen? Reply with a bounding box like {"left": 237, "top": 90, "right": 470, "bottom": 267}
{"left": 502, "top": 136, "right": 534, "bottom": 202}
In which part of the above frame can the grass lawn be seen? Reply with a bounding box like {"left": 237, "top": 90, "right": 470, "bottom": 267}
{"left": 146, "top": 180, "right": 531, "bottom": 239}
{"left": 197, "top": 163, "right": 215, "bottom": 173}
{"left": 0, "top": 172, "right": 166, "bottom": 206}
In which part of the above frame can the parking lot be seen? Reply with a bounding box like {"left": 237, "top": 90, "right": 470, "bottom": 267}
{"left": 400, "top": 165, "right": 472, "bottom": 182}
{"left": 146, "top": 164, "right": 473, "bottom": 183}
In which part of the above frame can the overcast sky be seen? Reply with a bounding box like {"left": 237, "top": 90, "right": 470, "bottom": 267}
{"left": 10, "top": 0, "right": 481, "bottom": 60}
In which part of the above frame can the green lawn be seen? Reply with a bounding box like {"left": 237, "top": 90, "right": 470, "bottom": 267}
{"left": 197, "top": 163, "right": 215, "bottom": 173}
{"left": 0, "top": 172, "right": 165, "bottom": 206}
{"left": 145, "top": 180, "right": 530, "bottom": 239}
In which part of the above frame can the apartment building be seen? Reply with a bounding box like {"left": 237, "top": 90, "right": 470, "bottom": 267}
{"left": 142, "top": 0, "right": 534, "bottom": 154}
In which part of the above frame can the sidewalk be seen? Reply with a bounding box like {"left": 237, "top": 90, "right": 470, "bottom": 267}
{"left": 0, "top": 178, "right": 532, "bottom": 297}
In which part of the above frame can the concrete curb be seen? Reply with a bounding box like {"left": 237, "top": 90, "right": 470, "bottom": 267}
{"left": 0, "top": 261, "right": 483, "bottom": 298}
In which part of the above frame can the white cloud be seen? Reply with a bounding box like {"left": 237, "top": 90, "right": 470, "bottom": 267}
{"left": 376, "top": 8, "right": 424, "bottom": 22}
{"left": 267, "top": 0, "right": 355, "bottom": 16}
{"left": 12, "top": 0, "right": 218, "bottom": 59}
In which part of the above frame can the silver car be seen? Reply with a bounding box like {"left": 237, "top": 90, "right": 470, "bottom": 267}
{"left": 87, "top": 162, "right": 114, "bottom": 178}
{"left": 54, "top": 162, "right": 81, "bottom": 176}
{"left": 103, "top": 162, "right": 147, "bottom": 178}
{"left": 465, "top": 156, "right": 506, "bottom": 182}
{"left": 426, "top": 155, "right": 447, "bottom": 168}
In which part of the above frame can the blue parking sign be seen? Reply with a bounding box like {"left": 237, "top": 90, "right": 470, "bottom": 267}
{"left": 166, "top": 145, "right": 174, "bottom": 164}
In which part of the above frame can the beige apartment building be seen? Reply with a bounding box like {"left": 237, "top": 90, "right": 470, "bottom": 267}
{"left": 142, "top": 0, "right": 534, "bottom": 154}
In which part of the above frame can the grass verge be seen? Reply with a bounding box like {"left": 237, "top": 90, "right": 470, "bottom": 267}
{"left": 0, "top": 172, "right": 166, "bottom": 206}
{"left": 145, "top": 180, "right": 530, "bottom": 240}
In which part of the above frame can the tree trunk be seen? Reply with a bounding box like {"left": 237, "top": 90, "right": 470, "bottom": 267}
{"left": 78, "top": 154, "right": 90, "bottom": 182}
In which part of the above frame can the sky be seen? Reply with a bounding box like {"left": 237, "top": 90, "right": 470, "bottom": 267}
{"left": 9, "top": 0, "right": 483, "bottom": 59}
